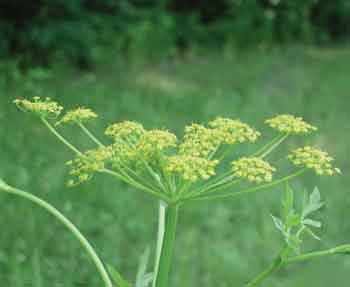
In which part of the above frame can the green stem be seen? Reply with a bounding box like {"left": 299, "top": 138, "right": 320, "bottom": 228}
{"left": 253, "top": 134, "right": 288, "bottom": 158}
{"left": 246, "top": 258, "right": 281, "bottom": 287}
{"left": 188, "top": 169, "right": 307, "bottom": 202}
{"left": 154, "top": 202, "right": 179, "bottom": 287}
{"left": 246, "top": 244, "right": 350, "bottom": 286}
{"left": 78, "top": 123, "right": 105, "bottom": 148}
{"left": 100, "top": 169, "right": 170, "bottom": 202}
{"left": 246, "top": 246, "right": 288, "bottom": 287}
{"left": 188, "top": 134, "right": 289, "bottom": 198}
{"left": 41, "top": 118, "right": 82, "bottom": 156}
{"left": 284, "top": 244, "right": 350, "bottom": 264}
{"left": 153, "top": 201, "right": 166, "bottom": 287}
{"left": 259, "top": 133, "right": 289, "bottom": 159}
{"left": 0, "top": 180, "right": 112, "bottom": 287}
{"left": 187, "top": 178, "right": 240, "bottom": 199}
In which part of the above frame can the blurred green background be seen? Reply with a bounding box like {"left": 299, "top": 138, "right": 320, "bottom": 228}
{"left": 0, "top": 1, "right": 350, "bottom": 286}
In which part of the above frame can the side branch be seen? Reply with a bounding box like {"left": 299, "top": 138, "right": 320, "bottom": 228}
{"left": 246, "top": 244, "right": 350, "bottom": 286}
{"left": 41, "top": 117, "right": 83, "bottom": 156}
{"left": 187, "top": 169, "right": 307, "bottom": 202}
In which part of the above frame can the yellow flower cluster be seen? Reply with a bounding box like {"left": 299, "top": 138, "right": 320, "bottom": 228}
{"left": 110, "top": 143, "right": 138, "bottom": 167}
{"left": 66, "top": 147, "right": 113, "bottom": 186}
{"left": 179, "top": 123, "right": 220, "bottom": 157}
{"left": 231, "top": 157, "right": 276, "bottom": 183}
{"left": 165, "top": 155, "right": 219, "bottom": 182}
{"left": 14, "top": 97, "right": 63, "bottom": 118}
{"left": 179, "top": 119, "right": 260, "bottom": 158}
{"left": 209, "top": 117, "right": 260, "bottom": 144}
{"left": 288, "top": 146, "right": 341, "bottom": 176}
{"left": 105, "top": 121, "right": 145, "bottom": 141}
{"left": 57, "top": 107, "right": 98, "bottom": 125}
{"left": 265, "top": 114, "right": 317, "bottom": 134}
{"left": 137, "top": 130, "right": 177, "bottom": 157}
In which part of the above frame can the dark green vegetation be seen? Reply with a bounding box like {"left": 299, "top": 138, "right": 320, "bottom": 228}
{"left": 1, "top": 0, "right": 350, "bottom": 67}
{"left": 0, "top": 47, "right": 349, "bottom": 286}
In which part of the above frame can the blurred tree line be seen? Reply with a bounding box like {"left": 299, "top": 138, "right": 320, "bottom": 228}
{"left": 0, "top": 0, "right": 349, "bottom": 67}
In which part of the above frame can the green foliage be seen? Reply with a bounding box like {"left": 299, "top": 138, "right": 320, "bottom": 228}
{"left": 1, "top": 1, "right": 350, "bottom": 66}
{"left": 272, "top": 185, "right": 324, "bottom": 254}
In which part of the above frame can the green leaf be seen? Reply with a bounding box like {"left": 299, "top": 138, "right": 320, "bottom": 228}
{"left": 107, "top": 264, "right": 132, "bottom": 287}
{"left": 303, "top": 218, "right": 322, "bottom": 228}
{"left": 310, "top": 187, "right": 321, "bottom": 205}
{"left": 305, "top": 227, "right": 321, "bottom": 241}
{"left": 271, "top": 215, "right": 286, "bottom": 235}
{"left": 302, "top": 187, "right": 324, "bottom": 218}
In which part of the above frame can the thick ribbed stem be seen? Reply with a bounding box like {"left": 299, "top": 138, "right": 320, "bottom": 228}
{"left": 154, "top": 202, "right": 179, "bottom": 287}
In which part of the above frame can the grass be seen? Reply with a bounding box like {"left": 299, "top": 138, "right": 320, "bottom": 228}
{"left": 0, "top": 46, "right": 349, "bottom": 286}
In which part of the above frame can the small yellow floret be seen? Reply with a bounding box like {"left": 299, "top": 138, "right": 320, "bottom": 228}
{"left": 66, "top": 146, "right": 113, "bottom": 186}
{"left": 209, "top": 117, "right": 260, "bottom": 144}
{"left": 165, "top": 155, "right": 219, "bottom": 182}
{"left": 231, "top": 157, "right": 276, "bottom": 183}
{"left": 110, "top": 143, "right": 139, "bottom": 167}
{"left": 137, "top": 130, "right": 177, "bottom": 156}
{"left": 288, "top": 146, "right": 341, "bottom": 176}
{"left": 265, "top": 114, "right": 317, "bottom": 134}
{"left": 57, "top": 107, "right": 97, "bottom": 125}
{"left": 14, "top": 97, "right": 63, "bottom": 118}
{"left": 105, "top": 121, "right": 145, "bottom": 141}
{"left": 179, "top": 123, "right": 221, "bottom": 157}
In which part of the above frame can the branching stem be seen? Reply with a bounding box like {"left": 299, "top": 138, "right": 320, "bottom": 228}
{"left": 188, "top": 133, "right": 289, "bottom": 198}
{"left": 41, "top": 118, "right": 82, "bottom": 156}
{"left": 246, "top": 244, "right": 350, "bottom": 286}
{"left": 100, "top": 169, "right": 170, "bottom": 202}
{"left": 186, "top": 169, "right": 307, "bottom": 202}
{"left": 78, "top": 123, "right": 105, "bottom": 148}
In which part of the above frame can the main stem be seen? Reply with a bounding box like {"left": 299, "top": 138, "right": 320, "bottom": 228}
{"left": 0, "top": 181, "right": 112, "bottom": 287}
{"left": 154, "top": 201, "right": 179, "bottom": 287}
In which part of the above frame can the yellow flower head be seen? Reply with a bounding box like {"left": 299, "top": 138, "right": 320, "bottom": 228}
{"left": 110, "top": 143, "right": 139, "bottom": 167}
{"left": 14, "top": 97, "right": 63, "bottom": 118}
{"left": 105, "top": 121, "right": 145, "bottom": 141}
{"left": 231, "top": 157, "right": 276, "bottom": 183}
{"left": 265, "top": 114, "right": 317, "bottom": 134}
{"left": 209, "top": 117, "right": 261, "bottom": 144}
{"left": 288, "top": 146, "right": 341, "bottom": 176}
{"left": 179, "top": 123, "right": 221, "bottom": 157}
{"left": 165, "top": 155, "right": 219, "bottom": 182}
{"left": 137, "top": 130, "right": 177, "bottom": 156}
{"left": 57, "top": 107, "right": 97, "bottom": 125}
{"left": 66, "top": 146, "right": 113, "bottom": 186}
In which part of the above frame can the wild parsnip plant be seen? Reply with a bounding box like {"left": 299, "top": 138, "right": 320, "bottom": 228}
{"left": 1, "top": 96, "right": 348, "bottom": 287}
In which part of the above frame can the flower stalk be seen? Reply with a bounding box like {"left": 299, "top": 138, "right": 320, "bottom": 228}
{"left": 0, "top": 180, "right": 112, "bottom": 287}
{"left": 186, "top": 169, "right": 307, "bottom": 202}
